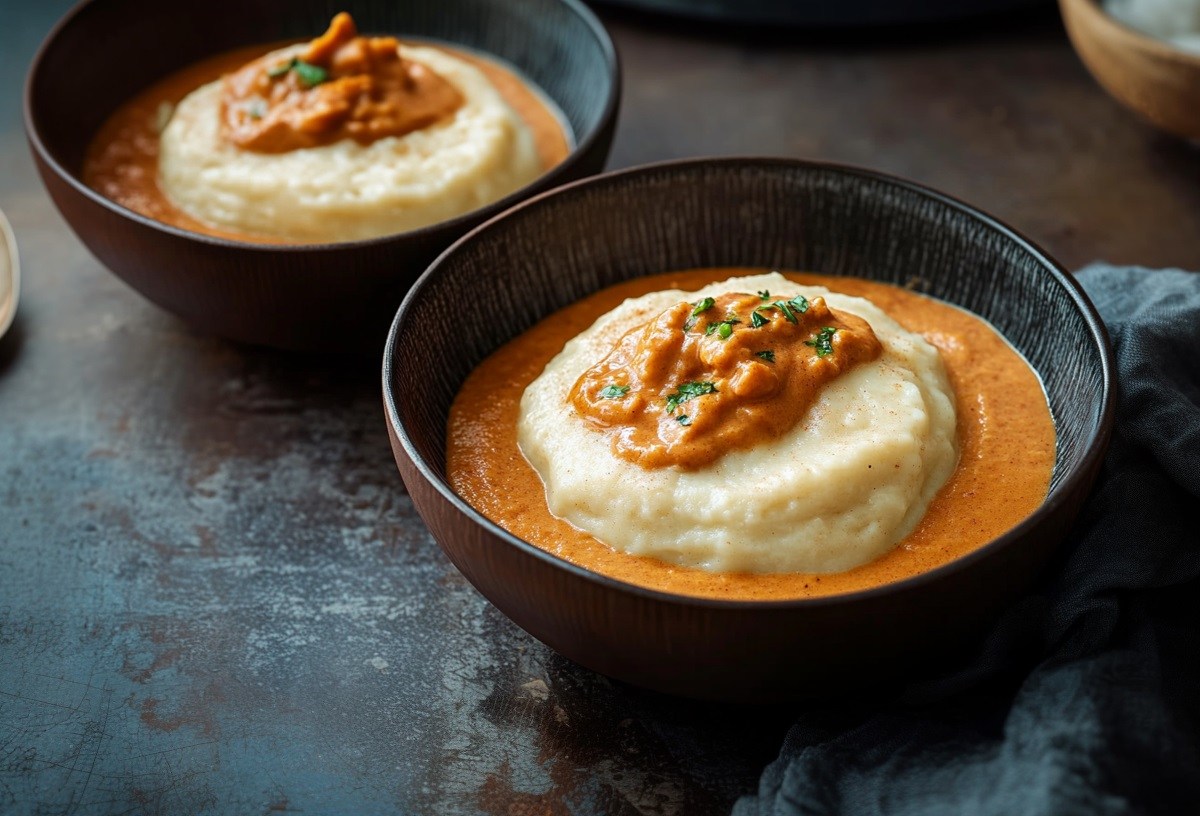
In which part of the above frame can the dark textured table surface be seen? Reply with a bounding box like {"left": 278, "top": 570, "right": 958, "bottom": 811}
{"left": 2, "top": 3, "right": 1199, "bottom": 815}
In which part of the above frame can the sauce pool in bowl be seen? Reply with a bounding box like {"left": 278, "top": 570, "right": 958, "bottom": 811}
{"left": 82, "top": 15, "right": 573, "bottom": 244}
{"left": 447, "top": 268, "right": 1055, "bottom": 600}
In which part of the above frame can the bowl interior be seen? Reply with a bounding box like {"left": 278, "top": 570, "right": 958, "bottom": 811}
{"left": 1074, "top": 0, "right": 1200, "bottom": 64}
{"left": 387, "top": 159, "right": 1111, "bottom": 567}
{"left": 29, "top": 0, "right": 614, "bottom": 195}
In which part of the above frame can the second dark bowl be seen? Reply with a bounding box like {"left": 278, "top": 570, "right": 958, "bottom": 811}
{"left": 384, "top": 158, "right": 1115, "bottom": 701}
{"left": 25, "top": 0, "right": 619, "bottom": 350}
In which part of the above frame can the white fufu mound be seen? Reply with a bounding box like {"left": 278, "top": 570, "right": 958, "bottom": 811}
{"left": 518, "top": 273, "right": 960, "bottom": 574}
{"left": 158, "top": 44, "right": 542, "bottom": 243}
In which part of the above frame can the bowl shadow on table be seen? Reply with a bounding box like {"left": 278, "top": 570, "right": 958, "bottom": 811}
{"left": 148, "top": 324, "right": 398, "bottom": 483}
{"left": 471, "top": 636, "right": 1033, "bottom": 813}
{"left": 0, "top": 313, "right": 26, "bottom": 378}
{"left": 1146, "top": 131, "right": 1200, "bottom": 198}
{"left": 461, "top": 581, "right": 1069, "bottom": 815}
{"left": 475, "top": 648, "right": 799, "bottom": 811}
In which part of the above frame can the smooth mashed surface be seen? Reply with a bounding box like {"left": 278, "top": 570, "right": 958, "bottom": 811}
{"left": 160, "top": 43, "right": 541, "bottom": 243}
{"left": 519, "top": 274, "right": 959, "bottom": 574}
{"left": 83, "top": 40, "right": 570, "bottom": 244}
{"left": 447, "top": 269, "right": 1056, "bottom": 600}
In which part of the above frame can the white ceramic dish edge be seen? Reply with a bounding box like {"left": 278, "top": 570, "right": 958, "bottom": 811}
{"left": 0, "top": 208, "right": 19, "bottom": 340}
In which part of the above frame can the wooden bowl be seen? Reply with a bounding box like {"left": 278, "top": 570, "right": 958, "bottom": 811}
{"left": 383, "top": 158, "right": 1116, "bottom": 702}
{"left": 1060, "top": 0, "right": 1200, "bottom": 140}
{"left": 25, "top": 0, "right": 619, "bottom": 351}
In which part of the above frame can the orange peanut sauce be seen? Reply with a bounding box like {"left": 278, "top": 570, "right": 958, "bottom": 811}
{"left": 571, "top": 291, "right": 882, "bottom": 470}
{"left": 83, "top": 27, "right": 571, "bottom": 244}
{"left": 222, "top": 13, "right": 464, "bottom": 154}
{"left": 447, "top": 269, "right": 1057, "bottom": 601}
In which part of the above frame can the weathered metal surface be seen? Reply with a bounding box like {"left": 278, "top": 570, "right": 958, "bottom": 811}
{"left": 2, "top": 4, "right": 1199, "bottom": 814}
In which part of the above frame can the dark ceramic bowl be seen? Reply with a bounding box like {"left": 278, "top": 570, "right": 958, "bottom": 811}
{"left": 383, "top": 158, "right": 1115, "bottom": 702}
{"left": 25, "top": 0, "right": 619, "bottom": 351}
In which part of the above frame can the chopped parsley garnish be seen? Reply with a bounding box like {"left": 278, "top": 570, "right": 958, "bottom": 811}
{"left": 268, "top": 58, "right": 329, "bottom": 87}
{"left": 766, "top": 295, "right": 810, "bottom": 324}
{"left": 684, "top": 297, "right": 716, "bottom": 331}
{"left": 755, "top": 350, "right": 776, "bottom": 363}
{"left": 677, "top": 415, "right": 692, "bottom": 426}
{"left": 750, "top": 309, "right": 769, "bottom": 329}
{"left": 805, "top": 327, "right": 838, "bottom": 357}
{"left": 704, "top": 314, "right": 741, "bottom": 339}
{"left": 293, "top": 60, "right": 329, "bottom": 87}
{"left": 757, "top": 290, "right": 771, "bottom": 300}
{"left": 665, "top": 381, "right": 717, "bottom": 414}
{"left": 599, "top": 384, "right": 631, "bottom": 399}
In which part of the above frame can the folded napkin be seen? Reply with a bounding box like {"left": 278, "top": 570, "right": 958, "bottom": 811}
{"left": 734, "top": 265, "right": 1200, "bottom": 816}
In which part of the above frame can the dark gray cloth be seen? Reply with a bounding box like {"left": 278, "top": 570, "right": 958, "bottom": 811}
{"left": 735, "top": 265, "right": 1200, "bottom": 816}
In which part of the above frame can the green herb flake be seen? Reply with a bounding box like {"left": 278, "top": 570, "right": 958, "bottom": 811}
{"left": 599, "top": 384, "right": 631, "bottom": 399}
{"left": 691, "top": 297, "right": 716, "bottom": 317}
{"left": 704, "top": 314, "right": 742, "bottom": 340}
{"left": 788, "top": 295, "right": 810, "bottom": 314}
{"left": 755, "top": 350, "right": 776, "bottom": 363}
{"left": 757, "top": 290, "right": 771, "bottom": 300}
{"left": 268, "top": 57, "right": 329, "bottom": 87}
{"left": 774, "top": 300, "right": 798, "bottom": 324}
{"left": 750, "top": 310, "right": 769, "bottom": 329}
{"left": 293, "top": 60, "right": 329, "bottom": 87}
{"left": 665, "top": 381, "right": 718, "bottom": 414}
{"left": 805, "top": 327, "right": 838, "bottom": 357}
{"left": 677, "top": 415, "right": 692, "bottom": 426}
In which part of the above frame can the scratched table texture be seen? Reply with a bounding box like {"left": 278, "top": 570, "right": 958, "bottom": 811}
{"left": 3, "top": 2, "right": 1200, "bottom": 814}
